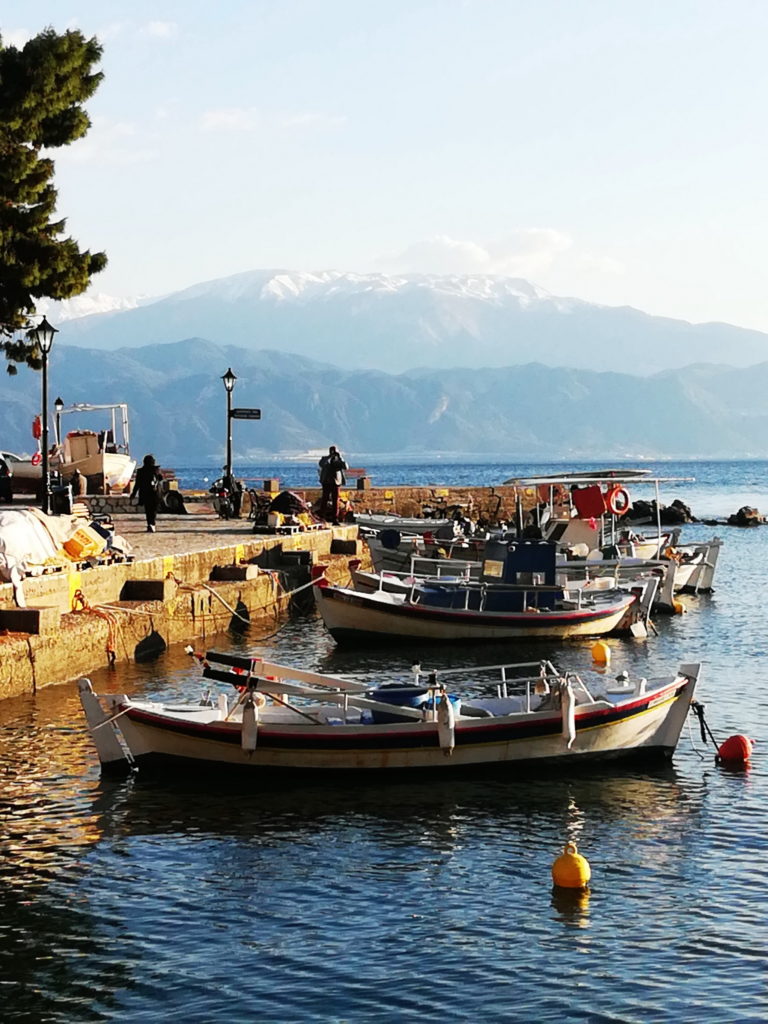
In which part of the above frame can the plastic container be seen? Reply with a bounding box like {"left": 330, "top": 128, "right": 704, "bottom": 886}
{"left": 63, "top": 525, "right": 107, "bottom": 559}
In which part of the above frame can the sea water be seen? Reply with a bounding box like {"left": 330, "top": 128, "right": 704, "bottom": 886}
{"left": 0, "top": 460, "right": 765, "bottom": 1022}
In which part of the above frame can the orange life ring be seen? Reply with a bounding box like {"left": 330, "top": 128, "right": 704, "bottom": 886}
{"left": 606, "top": 486, "right": 630, "bottom": 516}
{"left": 31, "top": 451, "right": 42, "bottom": 466}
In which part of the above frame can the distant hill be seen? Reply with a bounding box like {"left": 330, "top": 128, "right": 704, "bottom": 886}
{"left": 55, "top": 269, "right": 768, "bottom": 375}
{"left": 3, "top": 338, "right": 768, "bottom": 461}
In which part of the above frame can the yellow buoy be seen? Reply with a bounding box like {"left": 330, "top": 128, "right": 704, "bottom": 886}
{"left": 591, "top": 640, "right": 611, "bottom": 665}
{"left": 551, "top": 842, "right": 591, "bottom": 889}
{"left": 672, "top": 599, "right": 686, "bottom": 615}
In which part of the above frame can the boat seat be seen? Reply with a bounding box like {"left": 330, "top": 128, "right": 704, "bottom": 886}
{"left": 461, "top": 696, "right": 530, "bottom": 717}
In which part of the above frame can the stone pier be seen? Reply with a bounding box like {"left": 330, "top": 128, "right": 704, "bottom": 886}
{"left": 0, "top": 516, "right": 366, "bottom": 700}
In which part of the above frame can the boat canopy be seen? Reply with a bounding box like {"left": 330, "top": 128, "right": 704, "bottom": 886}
{"left": 59, "top": 403, "right": 130, "bottom": 454}
{"left": 502, "top": 469, "right": 694, "bottom": 486}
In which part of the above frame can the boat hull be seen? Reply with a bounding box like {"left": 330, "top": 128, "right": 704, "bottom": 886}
{"left": 314, "top": 585, "right": 636, "bottom": 644}
{"left": 107, "top": 673, "right": 697, "bottom": 775}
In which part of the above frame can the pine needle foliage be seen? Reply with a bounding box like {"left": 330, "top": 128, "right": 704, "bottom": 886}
{"left": 0, "top": 27, "right": 107, "bottom": 373}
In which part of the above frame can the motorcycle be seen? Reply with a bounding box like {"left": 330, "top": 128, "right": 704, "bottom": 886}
{"left": 209, "top": 479, "right": 234, "bottom": 519}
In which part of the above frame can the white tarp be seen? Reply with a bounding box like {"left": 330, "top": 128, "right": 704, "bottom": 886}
{"left": 0, "top": 507, "right": 80, "bottom": 582}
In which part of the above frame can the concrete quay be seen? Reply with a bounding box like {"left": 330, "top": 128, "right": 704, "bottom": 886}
{"left": 0, "top": 484, "right": 522, "bottom": 700}
{"left": 0, "top": 511, "right": 366, "bottom": 701}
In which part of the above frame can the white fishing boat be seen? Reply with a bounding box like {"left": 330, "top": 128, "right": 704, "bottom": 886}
{"left": 355, "top": 512, "right": 460, "bottom": 535}
{"left": 7, "top": 403, "right": 136, "bottom": 494}
{"left": 78, "top": 653, "right": 701, "bottom": 776}
{"left": 315, "top": 577, "right": 638, "bottom": 644}
{"left": 53, "top": 403, "right": 136, "bottom": 492}
{"left": 350, "top": 559, "right": 659, "bottom": 637}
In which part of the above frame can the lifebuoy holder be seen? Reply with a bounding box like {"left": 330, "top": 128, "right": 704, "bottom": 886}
{"left": 537, "top": 483, "right": 567, "bottom": 504}
{"left": 606, "top": 486, "right": 630, "bottom": 516}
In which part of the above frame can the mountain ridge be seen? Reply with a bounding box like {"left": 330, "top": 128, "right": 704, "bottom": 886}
{"left": 51, "top": 269, "right": 768, "bottom": 375}
{"left": 2, "top": 338, "right": 768, "bottom": 462}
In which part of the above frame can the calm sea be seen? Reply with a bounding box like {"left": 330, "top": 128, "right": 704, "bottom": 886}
{"left": 1, "top": 460, "right": 766, "bottom": 1022}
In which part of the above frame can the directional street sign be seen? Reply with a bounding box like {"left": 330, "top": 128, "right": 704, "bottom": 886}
{"left": 230, "top": 408, "right": 261, "bottom": 420}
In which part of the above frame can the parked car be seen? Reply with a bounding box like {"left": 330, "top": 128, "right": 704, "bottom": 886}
{"left": 0, "top": 450, "right": 42, "bottom": 493}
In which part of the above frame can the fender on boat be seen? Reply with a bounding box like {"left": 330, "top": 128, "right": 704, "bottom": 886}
{"left": 437, "top": 691, "right": 456, "bottom": 755}
{"left": 241, "top": 695, "right": 258, "bottom": 751}
{"left": 561, "top": 679, "right": 576, "bottom": 750}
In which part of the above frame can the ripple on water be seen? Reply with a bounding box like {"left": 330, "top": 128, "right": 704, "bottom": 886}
{"left": 0, "top": 479, "right": 766, "bottom": 1021}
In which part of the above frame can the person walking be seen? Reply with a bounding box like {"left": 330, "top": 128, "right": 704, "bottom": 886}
{"left": 318, "top": 445, "right": 347, "bottom": 524}
{"left": 131, "top": 454, "right": 163, "bottom": 532}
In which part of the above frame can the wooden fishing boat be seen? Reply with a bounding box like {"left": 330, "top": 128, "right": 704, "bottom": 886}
{"left": 354, "top": 512, "right": 459, "bottom": 534}
{"left": 78, "top": 654, "right": 701, "bottom": 776}
{"left": 319, "top": 539, "right": 641, "bottom": 644}
{"left": 313, "top": 580, "right": 638, "bottom": 644}
{"left": 350, "top": 561, "right": 659, "bottom": 637}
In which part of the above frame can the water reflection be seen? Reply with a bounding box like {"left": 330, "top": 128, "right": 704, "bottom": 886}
{"left": 551, "top": 886, "right": 591, "bottom": 930}
{"left": 0, "top": 519, "right": 764, "bottom": 1021}
{"left": 73, "top": 764, "right": 702, "bottom": 859}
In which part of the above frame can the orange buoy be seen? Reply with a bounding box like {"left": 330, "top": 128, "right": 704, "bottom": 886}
{"left": 717, "top": 734, "right": 754, "bottom": 765}
{"left": 551, "top": 842, "right": 591, "bottom": 889}
{"left": 591, "top": 641, "right": 611, "bottom": 666}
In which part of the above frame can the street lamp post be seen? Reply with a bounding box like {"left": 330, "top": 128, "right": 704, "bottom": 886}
{"left": 221, "top": 367, "right": 237, "bottom": 484}
{"left": 28, "top": 317, "right": 59, "bottom": 514}
{"left": 54, "top": 396, "right": 64, "bottom": 445}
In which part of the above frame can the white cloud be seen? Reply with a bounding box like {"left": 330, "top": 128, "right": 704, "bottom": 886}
{"left": 2, "top": 28, "right": 32, "bottom": 47}
{"left": 571, "top": 252, "right": 625, "bottom": 276}
{"left": 142, "top": 21, "right": 178, "bottom": 38}
{"left": 97, "top": 22, "right": 129, "bottom": 41}
{"left": 282, "top": 112, "right": 347, "bottom": 130}
{"left": 200, "top": 107, "right": 259, "bottom": 132}
{"left": 200, "top": 108, "right": 346, "bottom": 133}
{"left": 54, "top": 117, "right": 155, "bottom": 165}
{"left": 377, "top": 230, "right": 573, "bottom": 277}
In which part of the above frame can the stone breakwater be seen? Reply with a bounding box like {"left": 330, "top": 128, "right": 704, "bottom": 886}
{"left": 83, "top": 484, "right": 523, "bottom": 521}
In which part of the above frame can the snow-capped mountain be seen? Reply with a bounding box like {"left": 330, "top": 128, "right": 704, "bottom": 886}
{"left": 37, "top": 291, "right": 157, "bottom": 322}
{"left": 56, "top": 269, "right": 768, "bottom": 374}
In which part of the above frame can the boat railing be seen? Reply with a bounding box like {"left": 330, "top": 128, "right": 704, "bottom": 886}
{"left": 410, "top": 555, "right": 478, "bottom": 578}
{"left": 407, "top": 577, "right": 572, "bottom": 612}
{"left": 412, "top": 659, "right": 593, "bottom": 713}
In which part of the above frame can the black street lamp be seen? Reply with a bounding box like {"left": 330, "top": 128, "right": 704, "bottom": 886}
{"left": 221, "top": 367, "right": 237, "bottom": 484}
{"left": 54, "top": 396, "right": 64, "bottom": 445}
{"left": 28, "top": 317, "right": 59, "bottom": 514}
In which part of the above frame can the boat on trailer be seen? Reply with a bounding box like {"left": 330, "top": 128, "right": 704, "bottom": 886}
{"left": 78, "top": 653, "right": 701, "bottom": 776}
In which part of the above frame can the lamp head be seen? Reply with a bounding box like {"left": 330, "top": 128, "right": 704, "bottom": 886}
{"left": 29, "top": 316, "right": 58, "bottom": 354}
{"left": 221, "top": 367, "right": 237, "bottom": 393}
{"left": 54, "top": 396, "right": 64, "bottom": 414}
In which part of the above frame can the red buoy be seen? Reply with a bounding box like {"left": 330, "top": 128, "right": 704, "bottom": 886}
{"left": 717, "top": 734, "right": 754, "bottom": 765}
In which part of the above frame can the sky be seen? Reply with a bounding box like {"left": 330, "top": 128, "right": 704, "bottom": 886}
{"left": 4, "top": 0, "right": 768, "bottom": 331}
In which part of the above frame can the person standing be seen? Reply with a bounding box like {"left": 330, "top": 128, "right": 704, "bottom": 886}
{"left": 131, "top": 454, "right": 163, "bottom": 532}
{"left": 318, "top": 445, "right": 347, "bottom": 524}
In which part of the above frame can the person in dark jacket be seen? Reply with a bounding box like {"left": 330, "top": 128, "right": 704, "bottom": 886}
{"left": 318, "top": 445, "right": 347, "bottom": 524}
{"left": 131, "top": 454, "right": 163, "bottom": 532}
